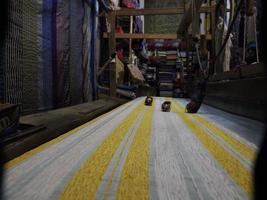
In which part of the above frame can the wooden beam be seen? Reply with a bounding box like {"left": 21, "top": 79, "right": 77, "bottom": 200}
{"left": 177, "top": 0, "right": 208, "bottom": 35}
{"left": 129, "top": 16, "right": 133, "bottom": 62}
{"left": 103, "top": 33, "right": 212, "bottom": 40}
{"left": 112, "top": 6, "right": 213, "bottom": 16}
{"left": 108, "top": 12, "right": 116, "bottom": 97}
{"left": 210, "top": 3, "right": 216, "bottom": 74}
{"left": 104, "top": 33, "right": 177, "bottom": 39}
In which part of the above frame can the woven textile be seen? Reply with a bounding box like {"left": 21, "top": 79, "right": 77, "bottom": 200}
{"left": 1, "top": 0, "right": 96, "bottom": 113}
{"left": 1, "top": 1, "right": 23, "bottom": 106}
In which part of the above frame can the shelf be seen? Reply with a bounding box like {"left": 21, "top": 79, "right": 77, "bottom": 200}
{"left": 111, "top": 6, "right": 214, "bottom": 16}
{"left": 103, "top": 33, "right": 212, "bottom": 40}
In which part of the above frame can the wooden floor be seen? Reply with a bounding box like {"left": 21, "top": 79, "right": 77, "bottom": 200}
{"left": 3, "top": 97, "right": 264, "bottom": 200}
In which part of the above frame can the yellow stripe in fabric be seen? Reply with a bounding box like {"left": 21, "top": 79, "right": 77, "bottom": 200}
{"left": 176, "top": 101, "right": 256, "bottom": 162}
{"left": 103, "top": 138, "right": 128, "bottom": 200}
{"left": 58, "top": 102, "right": 144, "bottom": 200}
{"left": 172, "top": 101, "right": 252, "bottom": 198}
{"left": 103, "top": 110, "right": 146, "bottom": 199}
{"left": 193, "top": 115, "right": 256, "bottom": 161}
{"left": 5, "top": 102, "right": 131, "bottom": 169}
{"left": 116, "top": 104, "right": 154, "bottom": 200}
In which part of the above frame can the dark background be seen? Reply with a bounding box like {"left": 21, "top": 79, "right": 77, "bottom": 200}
{"left": 0, "top": 0, "right": 9, "bottom": 199}
{"left": 0, "top": 0, "right": 266, "bottom": 199}
{"left": 254, "top": 0, "right": 267, "bottom": 199}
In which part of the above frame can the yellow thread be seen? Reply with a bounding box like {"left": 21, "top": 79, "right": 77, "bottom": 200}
{"left": 5, "top": 101, "right": 131, "bottom": 169}
{"left": 176, "top": 101, "right": 256, "bottom": 162}
{"left": 172, "top": 101, "right": 252, "bottom": 198}
{"left": 194, "top": 115, "right": 256, "bottom": 161}
{"left": 103, "top": 144, "right": 126, "bottom": 200}
{"left": 116, "top": 104, "right": 154, "bottom": 200}
{"left": 103, "top": 110, "right": 146, "bottom": 199}
{"left": 58, "top": 103, "right": 144, "bottom": 200}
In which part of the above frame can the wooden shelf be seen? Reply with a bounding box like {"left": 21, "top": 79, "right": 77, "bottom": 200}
{"left": 103, "top": 33, "right": 212, "bottom": 40}
{"left": 112, "top": 6, "right": 214, "bottom": 16}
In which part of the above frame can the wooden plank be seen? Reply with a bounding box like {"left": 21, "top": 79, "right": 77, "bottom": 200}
{"left": 209, "top": 71, "right": 240, "bottom": 81}
{"left": 108, "top": 12, "right": 117, "bottom": 97}
{"left": 103, "top": 33, "right": 212, "bottom": 40}
{"left": 210, "top": 2, "right": 216, "bottom": 75}
{"left": 112, "top": 6, "right": 213, "bottom": 16}
{"left": 205, "top": 77, "right": 267, "bottom": 121}
{"left": 104, "top": 33, "right": 177, "bottom": 39}
{"left": 129, "top": 16, "right": 133, "bottom": 62}
{"left": 240, "top": 63, "right": 266, "bottom": 77}
{"left": 208, "top": 63, "right": 266, "bottom": 82}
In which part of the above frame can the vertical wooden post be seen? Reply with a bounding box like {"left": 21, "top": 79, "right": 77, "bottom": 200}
{"left": 108, "top": 12, "right": 116, "bottom": 97}
{"left": 129, "top": 16, "right": 133, "bottom": 63}
{"left": 246, "top": 0, "right": 254, "bottom": 16}
{"left": 192, "top": 1, "right": 200, "bottom": 35}
{"left": 210, "top": 2, "right": 216, "bottom": 75}
{"left": 200, "top": 35, "right": 207, "bottom": 55}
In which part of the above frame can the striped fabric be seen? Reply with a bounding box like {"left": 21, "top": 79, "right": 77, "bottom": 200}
{"left": 0, "top": 0, "right": 98, "bottom": 113}
{"left": 41, "top": 0, "right": 53, "bottom": 110}
{"left": 55, "top": 0, "right": 71, "bottom": 108}
{"left": 4, "top": 98, "right": 262, "bottom": 199}
{"left": 69, "top": 0, "right": 84, "bottom": 105}
{"left": 82, "top": 3, "right": 92, "bottom": 102}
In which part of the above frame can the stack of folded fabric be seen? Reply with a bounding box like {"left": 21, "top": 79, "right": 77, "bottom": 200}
{"left": 145, "top": 65, "right": 156, "bottom": 85}
{"left": 157, "top": 51, "right": 167, "bottom": 60}
{"left": 157, "top": 49, "right": 178, "bottom": 97}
